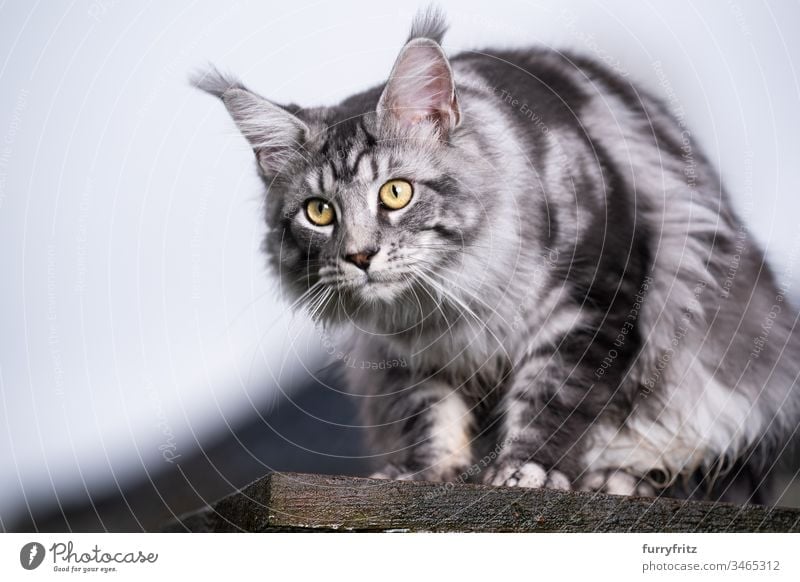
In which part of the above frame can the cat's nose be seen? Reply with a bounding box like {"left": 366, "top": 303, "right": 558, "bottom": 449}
{"left": 344, "top": 247, "right": 379, "bottom": 271}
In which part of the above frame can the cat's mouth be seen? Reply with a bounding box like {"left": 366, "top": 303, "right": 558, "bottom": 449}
{"left": 358, "top": 278, "right": 409, "bottom": 303}
{"left": 333, "top": 269, "right": 414, "bottom": 304}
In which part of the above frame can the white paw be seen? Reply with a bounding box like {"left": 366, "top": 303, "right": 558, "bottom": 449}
{"left": 486, "top": 461, "right": 572, "bottom": 490}
{"left": 579, "top": 470, "right": 655, "bottom": 496}
{"left": 369, "top": 463, "right": 416, "bottom": 481}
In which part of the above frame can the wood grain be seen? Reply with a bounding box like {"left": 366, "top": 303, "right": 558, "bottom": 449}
{"left": 162, "top": 472, "right": 800, "bottom": 532}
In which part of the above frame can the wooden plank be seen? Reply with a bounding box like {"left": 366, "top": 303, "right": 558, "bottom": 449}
{"left": 162, "top": 472, "right": 800, "bottom": 533}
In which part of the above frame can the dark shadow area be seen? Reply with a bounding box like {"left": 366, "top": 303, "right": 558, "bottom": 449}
{"left": 9, "top": 370, "right": 373, "bottom": 532}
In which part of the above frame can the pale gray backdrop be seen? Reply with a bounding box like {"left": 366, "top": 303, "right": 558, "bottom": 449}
{"left": 1, "top": 0, "right": 799, "bottom": 527}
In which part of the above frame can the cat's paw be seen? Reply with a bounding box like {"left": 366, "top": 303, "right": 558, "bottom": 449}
{"left": 369, "top": 463, "right": 417, "bottom": 481}
{"left": 578, "top": 469, "right": 655, "bottom": 497}
{"left": 369, "top": 462, "right": 468, "bottom": 483}
{"left": 484, "top": 461, "right": 571, "bottom": 490}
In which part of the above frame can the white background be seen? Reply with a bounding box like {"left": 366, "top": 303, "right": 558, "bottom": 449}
{"left": 1, "top": 0, "right": 799, "bottom": 527}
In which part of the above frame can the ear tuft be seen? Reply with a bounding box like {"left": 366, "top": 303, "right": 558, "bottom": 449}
{"left": 407, "top": 5, "right": 448, "bottom": 43}
{"left": 192, "top": 66, "right": 310, "bottom": 176}
{"left": 190, "top": 65, "right": 245, "bottom": 99}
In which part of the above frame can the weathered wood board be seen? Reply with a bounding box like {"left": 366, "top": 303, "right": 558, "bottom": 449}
{"left": 163, "top": 472, "right": 800, "bottom": 533}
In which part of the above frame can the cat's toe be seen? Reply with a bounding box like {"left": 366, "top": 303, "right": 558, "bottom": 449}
{"left": 545, "top": 469, "right": 571, "bottom": 490}
{"left": 579, "top": 470, "right": 654, "bottom": 496}
{"left": 513, "top": 462, "right": 548, "bottom": 487}
{"left": 369, "top": 463, "right": 415, "bottom": 481}
{"left": 487, "top": 464, "right": 518, "bottom": 487}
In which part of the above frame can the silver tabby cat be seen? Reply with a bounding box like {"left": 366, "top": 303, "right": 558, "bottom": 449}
{"left": 196, "top": 9, "right": 799, "bottom": 502}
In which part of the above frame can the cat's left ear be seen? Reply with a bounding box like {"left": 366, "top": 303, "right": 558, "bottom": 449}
{"left": 377, "top": 38, "right": 461, "bottom": 137}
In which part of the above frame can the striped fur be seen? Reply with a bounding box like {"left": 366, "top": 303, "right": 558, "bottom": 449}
{"left": 196, "top": 9, "right": 800, "bottom": 503}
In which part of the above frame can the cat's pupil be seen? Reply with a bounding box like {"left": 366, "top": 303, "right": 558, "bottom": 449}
{"left": 391, "top": 185, "right": 400, "bottom": 197}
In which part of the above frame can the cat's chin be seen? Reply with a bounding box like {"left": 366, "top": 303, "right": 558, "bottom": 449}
{"left": 355, "top": 280, "right": 406, "bottom": 304}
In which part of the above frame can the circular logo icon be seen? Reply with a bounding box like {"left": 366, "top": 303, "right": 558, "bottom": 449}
{"left": 20, "top": 542, "right": 45, "bottom": 570}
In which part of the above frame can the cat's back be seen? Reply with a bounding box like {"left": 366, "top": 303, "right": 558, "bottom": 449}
{"left": 451, "top": 45, "right": 693, "bottom": 175}
{"left": 451, "top": 47, "right": 598, "bottom": 130}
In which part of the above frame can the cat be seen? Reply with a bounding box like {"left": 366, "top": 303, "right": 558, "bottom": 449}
{"left": 194, "top": 8, "right": 799, "bottom": 503}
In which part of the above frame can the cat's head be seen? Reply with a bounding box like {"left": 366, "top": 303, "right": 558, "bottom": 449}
{"left": 194, "top": 12, "right": 494, "bottom": 330}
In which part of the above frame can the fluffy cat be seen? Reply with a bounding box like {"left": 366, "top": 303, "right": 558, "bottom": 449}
{"left": 195, "top": 8, "right": 799, "bottom": 503}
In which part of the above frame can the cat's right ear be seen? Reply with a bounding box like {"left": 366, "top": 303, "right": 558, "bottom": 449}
{"left": 192, "top": 68, "right": 309, "bottom": 176}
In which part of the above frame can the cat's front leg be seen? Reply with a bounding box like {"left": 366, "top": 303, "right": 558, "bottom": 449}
{"left": 483, "top": 358, "right": 599, "bottom": 491}
{"left": 366, "top": 381, "right": 474, "bottom": 483}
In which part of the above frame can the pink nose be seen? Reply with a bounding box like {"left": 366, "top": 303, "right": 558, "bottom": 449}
{"left": 345, "top": 248, "right": 378, "bottom": 270}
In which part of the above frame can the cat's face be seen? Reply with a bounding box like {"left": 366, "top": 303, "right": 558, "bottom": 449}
{"left": 198, "top": 37, "right": 481, "bottom": 327}
{"left": 267, "top": 115, "right": 484, "bottom": 322}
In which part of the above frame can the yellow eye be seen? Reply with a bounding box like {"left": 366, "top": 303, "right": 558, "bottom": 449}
{"left": 305, "top": 198, "right": 335, "bottom": 226}
{"left": 379, "top": 179, "right": 413, "bottom": 210}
